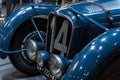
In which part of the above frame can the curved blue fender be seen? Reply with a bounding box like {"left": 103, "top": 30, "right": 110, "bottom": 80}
{"left": 62, "top": 27, "right": 120, "bottom": 80}
{"left": 0, "top": 3, "right": 60, "bottom": 58}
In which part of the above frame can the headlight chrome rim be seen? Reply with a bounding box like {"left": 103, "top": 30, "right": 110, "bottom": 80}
{"left": 49, "top": 54, "right": 64, "bottom": 79}
{"left": 37, "top": 51, "right": 50, "bottom": 68}
{"left": 36, "top": 51, "right": 44, "bottom": 67}
{"left": 26, "top": 40, "right": 38, "bottom": 61}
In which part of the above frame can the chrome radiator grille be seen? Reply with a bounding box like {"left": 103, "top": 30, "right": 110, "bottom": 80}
{"left": 46, "top": 14, "right": 72, "bottom": 57}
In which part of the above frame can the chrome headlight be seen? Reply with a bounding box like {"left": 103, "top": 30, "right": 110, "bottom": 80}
{"left": 37, "top": 51, "right": 44, "bottom": 67}
{"left": 37, "top": 51, "right": 49, "bottom": 67}
{"left": 26, "top": 40, "right": 38, "bottom": 61}
{"left": 49, "top": 54, "right": 70, "bottom": 79}
{"left": 26, "top": 40, "right": 45, "bottom": 61}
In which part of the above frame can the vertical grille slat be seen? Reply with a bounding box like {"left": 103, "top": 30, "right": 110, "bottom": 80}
{"left": 89, "top": 22, "right": 107, "bottom": 41}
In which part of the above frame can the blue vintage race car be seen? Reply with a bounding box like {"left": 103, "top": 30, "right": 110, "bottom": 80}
{"left": 0, "top": 0, "right": 120, "bottom": 80}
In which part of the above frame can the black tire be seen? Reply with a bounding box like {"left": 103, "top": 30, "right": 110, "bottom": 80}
{"left": 97, "top": 58, "right": 120, "bottom": 80}
{"left": 9, "top": 21, "right": 46, "bottom": 75}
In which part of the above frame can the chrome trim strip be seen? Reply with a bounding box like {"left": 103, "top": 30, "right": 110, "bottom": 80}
{"left": 33, "top": 15, "right": 48, "bottom": 19}
{"left": 56, "top": 11, "right": 74, "bottom": 57}
{"left": 45, "top": 13, "right": 53, "bottom": 51}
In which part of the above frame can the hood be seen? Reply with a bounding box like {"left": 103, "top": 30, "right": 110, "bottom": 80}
{"left": 47, "top": 0, "right": 120, "bottom": 59}
{"left": 57, "top": 0, "right": 120, "bottom": 23}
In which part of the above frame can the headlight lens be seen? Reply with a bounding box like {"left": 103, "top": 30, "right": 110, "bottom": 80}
{"left": 49, "top": 54, "right": 64, "bottom": 79}
{"left": 37, "top": 52, "right": 44, "bottom": 67}
{"left": 37, "top": 51, "right": 49, "bottom": 68}
{"left": 26, "top": 40, "right": 37, "bottom": 61}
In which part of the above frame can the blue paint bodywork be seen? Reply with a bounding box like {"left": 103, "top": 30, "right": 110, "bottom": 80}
{"left": 0, "top": 3, "right": 60, "bottom": 58}
{"left": 56, "top": 0, "right": 120, "bottom": 79}
{"left": 0, "top": 0, "right": 120, "bottom": 79}
{"left": 52, "top": 0, "right": 120, "bottom": 59}
{"left": 62, "top": 28, "right": 120, "bottom": 80}
{"left": 46, "top": 0, "right": 120, "bottom": 79}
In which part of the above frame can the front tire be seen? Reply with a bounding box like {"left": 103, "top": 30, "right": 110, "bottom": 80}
{"left": 97, "top": 58, "right": 120, "bottom": 80}
{"left": 91, "top": 52, "right": 120, "bottom": 80}
{"left": 9, "top": 20, "right": 46, "bottom": 75}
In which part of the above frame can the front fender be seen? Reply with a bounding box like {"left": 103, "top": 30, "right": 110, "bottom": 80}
{"left": 0, "top": 3, "right": 60, "bottom": 58}
{"left": 62, "top": 27, "right": 120, "bottom": 80}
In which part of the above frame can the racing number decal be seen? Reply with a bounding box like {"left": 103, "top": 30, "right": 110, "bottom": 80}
{"left": 50, "top": 18, "right": 69, "bottom": 56}
{"left": 54, "top": 20, "right": 68, "bottom": 56}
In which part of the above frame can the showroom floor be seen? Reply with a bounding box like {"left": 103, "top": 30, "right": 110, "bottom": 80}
{"left": 0, "top": 58, "right": 46, "bottom": 80}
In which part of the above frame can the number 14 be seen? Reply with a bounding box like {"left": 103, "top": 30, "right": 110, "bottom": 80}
{"left": 50, "top": 18, "right": 69, "bottom": 56}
